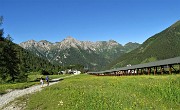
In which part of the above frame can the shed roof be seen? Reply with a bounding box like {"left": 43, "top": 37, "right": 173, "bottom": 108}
{"left": 88, "top": 56, "right": 180, "bottom": 74}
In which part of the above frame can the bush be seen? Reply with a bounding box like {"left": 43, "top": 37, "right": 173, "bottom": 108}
{"left": 40, "top": 70, "right": 50, "bottom": 75}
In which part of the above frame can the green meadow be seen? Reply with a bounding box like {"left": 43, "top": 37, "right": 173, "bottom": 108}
{"left": 0, "top": 74, "right": 68, "bottom": 95}
{"left": 25, "top": 74, "right": 180, "bottom": 110}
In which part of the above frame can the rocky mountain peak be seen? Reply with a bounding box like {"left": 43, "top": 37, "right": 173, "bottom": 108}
{"left": 65, "top": 36, "right": 76, "bottom": 40}
{"left": 39, "top": 40, "right": 51, "bottom": 43}
{"left": 26, "top": 39, "right": 36, "bottom": 44}
{"left": 62, "top": 36, "right": 80, "bottom": 43}
{"left": 19, "top": 39, "right": 53, "bottom": 50}
{"left": 108, "top": 40, "right": 119, "bottom": 46}
{"left": 58, "top": 36, "right": 81, "bottom": 49}
{"left": 19, "top": 40, "right": 37, "bottom": 48}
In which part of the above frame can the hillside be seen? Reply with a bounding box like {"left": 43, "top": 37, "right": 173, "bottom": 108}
{"left": 19, "top": 37, "right": 140, "bottom": 71}
{"left": 15, "top": 45, "right": 59, "bottom": 73}
{"left": 109, "top": 20, "right": 180, "bottom": 68}
{"left": 0, "top": 36, "right": 59, "bottom": 82}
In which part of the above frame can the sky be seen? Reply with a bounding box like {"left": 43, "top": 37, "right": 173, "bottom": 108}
{"left": 0, "top": 0, "right": 180, "bottom": 45}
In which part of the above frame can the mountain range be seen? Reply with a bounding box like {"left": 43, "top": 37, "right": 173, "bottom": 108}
{"left": 19, "top": 37, "right": 140, "bottom": 71}
{"left": 19, "top": 20, "right": 180, "bottom": 71}
{"left": 109, "top": 20, "right": 180, "bottom": 69}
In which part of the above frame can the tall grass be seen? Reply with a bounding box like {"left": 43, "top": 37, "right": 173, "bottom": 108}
{"left": 26, "top": 74, "right": 180, "bottom": 110}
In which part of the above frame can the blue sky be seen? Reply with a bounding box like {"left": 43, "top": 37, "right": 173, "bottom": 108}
{"left": 1, "top": 0, "right": 180, "bottom": 45}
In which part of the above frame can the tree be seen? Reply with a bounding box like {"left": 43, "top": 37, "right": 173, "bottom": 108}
{"left": 4, "top": 35, "right": 20, "bottom": 82}
{"left": 0, "top": 41, "right": 7, "bottom": 81}
{"left": 0, "top": 17, "right": 26, "bottom": 82}
{"left": 0, "top": 16, "right": 6, "bottom": 81}
{"left": 17, "top": 49, "right": 28, "bottom": 82}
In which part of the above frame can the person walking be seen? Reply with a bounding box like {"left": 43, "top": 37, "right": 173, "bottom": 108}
{"left": 46, "top": 75, "right": 49, "bottom": 86}
{"left": 40, "top": 77, "right": 44, "bottom": 87}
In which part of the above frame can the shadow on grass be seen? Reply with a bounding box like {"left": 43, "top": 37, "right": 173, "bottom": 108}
{"left": 29, "top": 78, "right": 64, "bottom": 83}
{"left": 49, "top": 78, "right": 64, "bottom": 82}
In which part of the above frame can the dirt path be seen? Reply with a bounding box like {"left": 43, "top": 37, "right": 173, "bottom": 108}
{"left": 0, "top": 75, "right": 75, "bottom": 109}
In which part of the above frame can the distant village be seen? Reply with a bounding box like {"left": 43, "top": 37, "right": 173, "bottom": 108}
{"left": 59, "top": 69, "right": 81, "bottom": 75}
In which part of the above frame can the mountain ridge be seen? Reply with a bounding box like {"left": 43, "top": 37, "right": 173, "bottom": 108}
{"left": 19, "top": 37, "right": 140, "bottom": 70}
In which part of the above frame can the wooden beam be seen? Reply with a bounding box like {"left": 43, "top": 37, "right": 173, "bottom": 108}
{"left": 139, "top": 69, "right": 141, "bottom": 75}
{"left": 169, "top": 65, "right": 172, "bottom": 74}
{"left": 160, "top": 66, "right": 164, "bottom": 75}
{"left": 148, "top": 68, "right": 151, "bottom": 75}
{"left": 171, "top": 65, "right": 177, "bottom": 74}
{"left": 123, "top": 71, "right": 125, "bottom": 76}
{"left": 142, "top": 68, "right": 144, "bottom": 75}
{"left": 154, "top": 67, "right": 157, "bottom": 75}
{"left": 134, "top": 69, "right": 136, "bottom": 75}
{"left": 141, "top": 68, "right": 143, "bottom": 75}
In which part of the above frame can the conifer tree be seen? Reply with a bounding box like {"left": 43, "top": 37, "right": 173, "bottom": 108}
{"left": 0, "top": 18, "right": 20, "bottom": 82}
{"left": 4, "top": 35, "right": 20, "bottom": 82}
{"left": 0, "top": 16, "right": 6, "bottom": 81}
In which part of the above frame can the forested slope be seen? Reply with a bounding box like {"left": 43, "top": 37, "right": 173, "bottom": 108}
{"left": 109, "top": 20, "right": 180, "bottom": 68}
{"left": 0, "top": 34, "right": 59, "bottom": 82}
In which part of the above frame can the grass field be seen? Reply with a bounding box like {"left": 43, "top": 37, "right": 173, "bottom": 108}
{"left": 0, "top": 74, "right": 69, "bottom": 95}
{"left": 25, "top": 74, "right": 180, "bottom": 110}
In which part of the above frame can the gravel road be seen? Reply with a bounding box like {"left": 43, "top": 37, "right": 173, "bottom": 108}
{"left": 0, "top": 75, "right": 75, "bottom": 109}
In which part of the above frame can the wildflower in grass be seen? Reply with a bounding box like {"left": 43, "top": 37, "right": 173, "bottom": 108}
{"left": 58, "top": 100, "right": 63, "bottom": 106}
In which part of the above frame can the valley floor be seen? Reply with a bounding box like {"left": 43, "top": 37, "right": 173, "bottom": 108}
{"left": 1, "top": 74, "right": 180, "bottom": 110}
